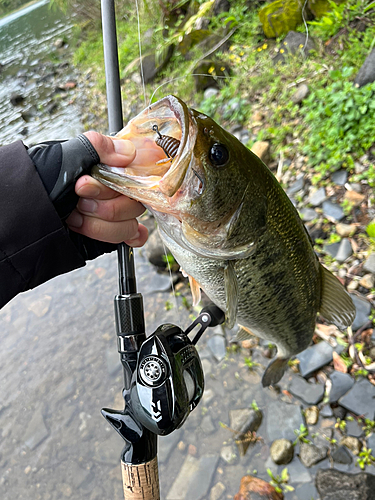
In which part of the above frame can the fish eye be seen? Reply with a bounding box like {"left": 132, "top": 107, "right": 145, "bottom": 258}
{"left": 209, "top": 143, "right": 229, "bottom": 167}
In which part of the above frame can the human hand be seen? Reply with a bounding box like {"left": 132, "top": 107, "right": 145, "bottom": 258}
{"left": 66, "top": 131, "right": 148, "bottom": 248}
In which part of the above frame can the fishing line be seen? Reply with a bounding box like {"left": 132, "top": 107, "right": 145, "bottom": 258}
{"left": 301, "top": 0, "right": 309, "bottom": 53}
{"left": 162, "top": 241, "right": 179, "bottom": 311}
{"left": 135, "top": 0, "right": 147, "bottom": 105}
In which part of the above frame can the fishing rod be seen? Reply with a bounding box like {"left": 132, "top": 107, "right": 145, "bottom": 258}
{"left": 100, "top": 2, "right": 225, "bottom": 498}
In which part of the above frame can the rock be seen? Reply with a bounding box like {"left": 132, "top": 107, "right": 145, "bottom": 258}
{"left": 331, "top": 170, "right": 348, "bottom": 186}
{"left": 259, "top": 1, "right": 305, "bottom": 38}
{"left": 297, "top": 341, "right": 340, "bottom": 378}
{"left": 54, "top": 38, "right": 65, "bottom": 48}
{"left": 364, "top": 253, "right": 375, "bottom": 274}
{"left": 24, "top": 408, "right": 50, "bottom": 450}
{"left": 220, "top": 443, "right": 239, "bottom": 465}
{"left": 204, "top": 87, "right": 220, "bottom": 100}
{"left": 251, "top": 141, "right": 270, "bottom": 163}
{"left": 10, "top": 92, "right": 24, "bottom": 105}
{"left": 229, "top": 408, "right": 263, "bottom": 455}
{"left": 299, "top": 207, "right": 318, "bottom": 221}
{"left": 193, "top": 60, "right": 229, "bottom": 91}
{"left": 320, "top": 405, "right": 333, "bottom": 417}
{"left": 332, "top": 405, "right": 347, "bottom": 420}
{"left": 340, "top": 436, "right": 363, "bottom": 455}
{"left": 331, "top": 445, "right": 353, "bottom": 465}
{"left": 323, "top": 241, "right": 341, "bottom": 259}
{"left": 267, "top": 401, "right": 304, "bottom": 441}
{"left": 339, "top": 379, "right": 375, "bottom": 419}
{"left": 28, "top": 294, "right": 52, "bottom": 317}
{"left": 287, "top": 173, "right": 304, "bottom": 195}
{"left": 316, "top": 469, "right": 375, "bottom": 500}
{"left": 288, "top": 376, "right": 325, "bottom": 405}
{"left": 354, "top": 48, "right": 375, "bottom": 87}
{"left": 328, "top": 371, "right": 355, "bottom": 403}
{"left": 213, "top": 0, "right": 230, "bottom": 15}
{"left": 270, "top": 438, "right": 294, "bottom": 465}
{"left": 336, "top": 223, "right": 356, "bottom": 238}
{"left": 229, "top": 408, "right": 263, "bottom": 435}
{"left": 335, "top": 238, "right": 352, "bottom": 263}
{"left": 291, "top": 83, "right": 309, "bottom": 104}
{"left": 200, "top": 414, "right": 216, "bottom": 435}
{"left": 346, "top": 419, "right": 364, "bottom": 438}
{"left": 234, "top": 475, "right": 283, "bottom": 500}
{"left": 185, "top": 455, "right": 219, "bottom": 500}
{"left": 273, "top": 31, "right": 315, "bottom": 64}
{"left": 360, "top": 274, "right": 375, "bottom": 289}
{"left": 344, "top": 189, "right": 365, "bottom": 207}
{"left": 202, "top": 388, "right": 215, "bottom": 406}
{"left": 308, "top": 187, "right": 326, "bottom": 206}
{"left": 322, "top": 200, "right": 345, "bottom": 221}
{"left": 201, "top": 358, "right": 212, "bottom": 377}
{"left": 210, "top": 482, "right": 226, "bottom": 500}
{"left": 144, "top": 229, "right": 167, "bottom": 268}
{"left": 166, "top": 455, "right": 200, "bottom": 500}
{"left": 299, "top": 442, "right": 328, "bottom": 467}
{"left": 350, "top": 294, "right": 372, "bottom": 331}
{"left": 367, "top": 433, "right": 375, "bottom": 451}
{"left": 308, "top": 0, "right": 339, "bottom": 18}
{"left": 141, "top": 44, "right": 174, "bottom": 83}
{"left": 287, "top": 458, "right": 312, "bottom": 483}
{"left": 207, "top": 334, "right": 226, "bottom": 362}
{"left": 159, "top": 430, "right": 182, "bottom": 464}
{"left": 305, "top": 406, "right": 319, "bottom": 425}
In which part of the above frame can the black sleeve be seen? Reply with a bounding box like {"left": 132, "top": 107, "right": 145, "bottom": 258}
{"left": 0, "top": 141, "right": 87, "bottom": 309}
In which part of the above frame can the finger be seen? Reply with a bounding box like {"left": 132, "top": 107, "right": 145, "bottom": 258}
{"left": 124, "top": 224, "right": 149, "bottom": 247}
{"left": 66, "top": 210, "right": 147, "bottom": 245}
{"left": 84, "top": 131, "right": 136, "bottom": 166}
{"left": 76, "top": 195, "right": 146, "bottom": 222}
{"left": 75, "top": 175, "right": 123, "bottom": 200}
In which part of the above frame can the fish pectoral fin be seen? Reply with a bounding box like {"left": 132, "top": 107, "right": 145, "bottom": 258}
{"left": 188, "top": 275, "right": 202, "bottom": 307}
{"left": 319, "top": 265, "right": 356, "bottom": 331}
{"left": 224, "top": 261, "right": 238, "bottom": 329}
{"left": 262, "top": 357, "right": 289, "bottom": 387}
{"left": 236, "top": 324, "right": 255, "bottom": 341}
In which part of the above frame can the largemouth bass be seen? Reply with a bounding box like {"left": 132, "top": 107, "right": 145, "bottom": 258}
{"left": 93, "top": 95, "right": 355, "bottom": 387}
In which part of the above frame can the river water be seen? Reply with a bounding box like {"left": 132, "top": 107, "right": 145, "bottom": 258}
{"left": 0, "top": 0, "right": 81, "bottom": 146}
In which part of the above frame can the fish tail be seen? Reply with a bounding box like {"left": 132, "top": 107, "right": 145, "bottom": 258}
{"left": 262, "top": 357, "right": 289, "bottom": 387}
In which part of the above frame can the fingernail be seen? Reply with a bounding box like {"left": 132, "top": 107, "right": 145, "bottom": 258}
{"left": 68, "top": 212, "right": 83, "bottom": 228}
{"left": 76, "top": 185, "right": 101, "bottom": 197}
{"left": 113, "top": 139, "right": 135, "bottom": 156}
{"left": 79, "top": 198, "right": 98, "bottom": 214}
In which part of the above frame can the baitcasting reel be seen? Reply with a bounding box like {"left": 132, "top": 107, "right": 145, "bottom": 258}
{"left": 102, "top": 304, "right": 224, "bottom": 439}
{"left": 130, "top": 304, "right": 224, "bottom": 435}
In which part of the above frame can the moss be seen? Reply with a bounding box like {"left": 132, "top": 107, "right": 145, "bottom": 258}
{"left": 308, "top": 0, "right": 346, "bottom": 18}
{"left": 259, "top": 0, "right": 304, "bottom": 38}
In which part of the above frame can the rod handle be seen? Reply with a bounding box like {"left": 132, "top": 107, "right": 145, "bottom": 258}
{"left": 121, "top": 457, "right": 160, "bottom": 500}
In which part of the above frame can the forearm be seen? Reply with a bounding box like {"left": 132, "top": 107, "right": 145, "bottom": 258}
{"left": 0, "top": 141, "right": 86, "bottom": 308}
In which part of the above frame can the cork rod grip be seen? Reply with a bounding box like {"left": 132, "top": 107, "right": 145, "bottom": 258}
{"left": 121, "top": 457, "right": 160, "bottom": 500}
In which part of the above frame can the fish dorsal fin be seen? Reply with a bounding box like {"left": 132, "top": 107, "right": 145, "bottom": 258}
{"left": 319, "top": 265, "right": 356, "bottom": 331}
{"left": 236, "top": 324, "right": 254, "bottom": 341}
{"left": 224, "top": 261, "right": 238, "bottom": 329}
{"left": 188, "top": 275, "right": 202, "bottom": 307}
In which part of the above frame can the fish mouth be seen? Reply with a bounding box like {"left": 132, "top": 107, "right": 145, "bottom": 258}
{"left": 92, "top": 95, "right": 197, "bottom": 207}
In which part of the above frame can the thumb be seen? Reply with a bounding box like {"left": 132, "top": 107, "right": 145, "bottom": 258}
{"left": 83, "top": 131, "right": 136, "bottom": 167}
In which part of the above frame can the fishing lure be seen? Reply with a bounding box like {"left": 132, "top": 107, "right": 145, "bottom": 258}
{"left": 153, "top": 124, "right": 180, "bottom": 160}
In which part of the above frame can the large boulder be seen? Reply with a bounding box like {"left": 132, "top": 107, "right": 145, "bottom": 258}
{"left": 259, "top": 0, "right": 305, "bottom": 38}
